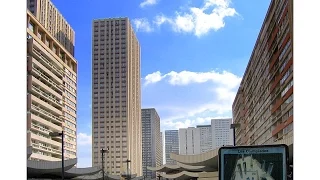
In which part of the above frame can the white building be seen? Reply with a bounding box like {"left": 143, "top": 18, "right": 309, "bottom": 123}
{"left": 179, "top": 127, "right": 201, "bottom": 155}
{"left": 211, "top": 118, "right": 233, "bottom": 150}
{"left": 197, "top": 125, "right": 212, "bottom": 153}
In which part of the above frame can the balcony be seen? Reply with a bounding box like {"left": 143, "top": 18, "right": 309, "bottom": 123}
{"left": 31, "top": 85, "right": 62, "bottom": 108}
{"left": 30, "top": 113, "right": 62, "bottom": 132}
{"left": 30, "top": 104, "right": 62, "bottom": 125}
{"left": 31, "top": 65, "right": 63, "bottom": 93}
{"left": 32, "top": 48, "right": 63, "bottom": 78}
{"left": 32, "top": 59, "right": 62, "bottom": 84}
{"left": 31, "top": 123, "right": 51, "bottom": 134}
{"left": 31, "top": 143, "right": 62, "bottom": 156}
{"left": 30, "top": 132, "right": 61, "bottom": 147}
{"left": 31, "top": 38, "right": 65, "bottom": 69}
{"left": 30, "top": 76, "right": 62, "bottom": 99}
{"left": 30, "top": 151, "right": 61, "bottom": 161}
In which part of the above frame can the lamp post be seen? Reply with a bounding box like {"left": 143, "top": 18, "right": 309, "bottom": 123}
{"left": 101, "top": 148, "right": 109, "bottom": 180}
{"left": 49, "top": 131, "right": 64, "bottom": 180}
{"left": 125, "top": 159, "right": 131, "bottom": 180}
{"left": 230, "top": 123, "right": 241, "bottom": 146}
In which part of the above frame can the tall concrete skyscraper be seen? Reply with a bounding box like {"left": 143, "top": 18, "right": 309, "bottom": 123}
{"left": 179, "top": 127, "right": 201, "bottom": 155}
{"left": 211, "top": 118, "right": 233, "bottom": 150}
{"left": 92, "top": 18, "right": 142, "bottom": 176}
{"left": 141, "top": 108, "right": 162, "bottom": 178}
{"left": 27, "top": 0, "right": 77, "bottom": 161}
{"left": 165, "top": 130, "right": 179, "bottom": 164}
{"left": 160, "top": 132, "right": 163, "bottom": 165}
{"left": 197, "top": 125, "right": 212, "bottom": 153}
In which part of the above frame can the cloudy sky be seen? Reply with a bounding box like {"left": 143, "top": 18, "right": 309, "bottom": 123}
{"left": 52, "top": 0, "right": 270, "bottom": 167}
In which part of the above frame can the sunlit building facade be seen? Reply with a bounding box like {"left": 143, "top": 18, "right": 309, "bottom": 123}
{"left": 232, "top": 0, "right": 293, "bottom": 146}
{"left": 27, "top": 8, "right": 77, "bottom": 161}
{"left": 91, "top": 18, "right": 142, "bottom": 176}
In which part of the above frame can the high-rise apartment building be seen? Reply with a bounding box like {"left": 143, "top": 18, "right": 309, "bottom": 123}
{"left": 91, "top": 18, "right": 142, "bottom": 176}
{"left": 165, "top": 130, "right": 179, "bottom": 164}
{"left": 232, "top": 0, "right": 293, "bottom": 146}
{"left": 179, "top": 127, "right": 201, "bottom": 155}
{"left": 211, "top": 118, "right": 233, "bottom": 150}
{"left": 27, "top": 0, "right": 75, "bottom": 56}
{"left": 197, "top": 125, "right": 212, "bottom": 153}
{"left": 141, "top": 108, "right": 162, "bottom": 178}
{"left": 160, "top": 132, "right": 163, "bottom": 165}
{"left": 27, "top": 8, "right": 77, "bottom": 161}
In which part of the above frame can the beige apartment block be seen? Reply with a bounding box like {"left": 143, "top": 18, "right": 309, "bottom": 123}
{"left": 27, "top": 0, "right": 75, "bottom": 56}
{"left": 232, "top": 0, "right": 293, "bottom": 146}
{"left": 141, "top": 108, "right": 162, "bottom": 178}
{"left": 91, "top": 18, "right": 142, "bottom": 176}
{"left": 27, "top": 10, "right": 77, "bottom": 161}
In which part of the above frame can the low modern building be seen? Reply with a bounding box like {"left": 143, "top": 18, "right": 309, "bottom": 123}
{"left": 179, "top": 127, "right": 201, "bottom": 155}
{"left": 211, "top": 118, "right": 233, "bottom": 149}
{"left": 196, "top": 125, "right": 212, "bottom": 153}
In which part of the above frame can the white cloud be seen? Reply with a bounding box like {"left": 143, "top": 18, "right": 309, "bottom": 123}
{"left": 144, "top": 70, "right": 242, "bottom": 89}
{"left": 132, "top": 18, "right": 154, "bottom": 32}
{"left": 144, "top": 71, "right": 164, "bottom": 85}
{"left": 162, "top": 116, "right": 231, "bottom": 130}
{"left": 140, "top": 0, "right": 159, "bottom": 8}
{"left": 77, "top": 133, "right": 92, "bottom": 146}
{"left": 136, "top": 0, "right": 238, "bottom": 36}
{"left": 143, "top": 69, "right": 242, "bottom": 131}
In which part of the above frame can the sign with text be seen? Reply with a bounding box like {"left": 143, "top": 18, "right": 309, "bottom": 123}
{"left": 219, "top": 144, "right": 289, "bottom": 180}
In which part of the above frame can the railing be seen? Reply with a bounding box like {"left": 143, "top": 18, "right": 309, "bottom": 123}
{"left": 31, "top": 123, "right": 50, "bottom": 133}
{"left": 33, "top": 48, "right": 63, "bottom": 77}
{"left": 32, "top": 65, "right": 63, "bottom": 92}
{"left": 32, "top": 143, "right": 62, "bottom": 154}
{"left": 31, "top": 85, "right": 62, "bottom": 106}
{"left": 31, "top": 104, "right": 62, "bottom": 122}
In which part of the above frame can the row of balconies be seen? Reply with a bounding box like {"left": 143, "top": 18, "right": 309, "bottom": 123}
{"left": 30, "top": 101, "right": 62, "bottom": 123}
{"left": 31, "top": 63, "right": 63, "bottom": 93}
{"left": 32, "top": 47, "right": 63, "bottom": 78}
{"left": 31, "top": 84, "right": 62, "bottom": 108}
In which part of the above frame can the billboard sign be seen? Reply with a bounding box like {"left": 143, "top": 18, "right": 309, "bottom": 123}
{"left": 219, "top": 144, "right": 289, "bottom": 180}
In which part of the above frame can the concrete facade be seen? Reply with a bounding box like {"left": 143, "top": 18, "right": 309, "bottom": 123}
{"left": 27, "top": 0, "right": 75, "bottom": 56}
{"left": 179, "top": 127, "right": 201, "bottom": 155}
{"left": 141, "top": 108, "right": 162, "bottom": 178}
{"left": 232, "top": 0, "right": 293, "bottom": 146}
{"left": 91, "top": 18, "right": 142, "bottom": 176}
{"left": 165, "top": 130, "right": 179, "bottom": 164}
{"left": 211, "top": 119, "right": 233, "bottom": 150}
{"left": 197, "top": 125, "right": 212, "bottom": 153}
{"left": 27, "top": 8, "right": 78, "bottom": 161}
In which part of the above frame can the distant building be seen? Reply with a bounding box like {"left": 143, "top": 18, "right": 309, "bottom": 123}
{"left": 179, "top": 127, "right": 201, "bottom": 155}
{"left": 197, "top": 125, "right": 212, "bottom": 153}
{"left": 165, "top": 130, "right": 179, "bottom": 164}
{"left": 211, "top": 118, "right": 233, "bottom": 150}
{"left": 141, "top": 108, "right": 162, "bottom": 178}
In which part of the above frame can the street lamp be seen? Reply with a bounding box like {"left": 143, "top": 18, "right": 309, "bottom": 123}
{"left": 49, "top": 131, "right": 64, "bottom": 180}
{"left": 100, "top": 148, "right": 109, "bottom": 180}
{"left": 125, "top": 159, "right": 131, "bottom": 180}
{"left": 230, "top": 123, "right": 241, "bottom": 146}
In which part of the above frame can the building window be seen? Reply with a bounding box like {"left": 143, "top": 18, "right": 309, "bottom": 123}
{"left": 28, "top": 22, "right": 35, "bottom": 32}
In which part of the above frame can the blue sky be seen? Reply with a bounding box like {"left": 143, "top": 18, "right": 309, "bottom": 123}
{"left": 51, "top": 0, "right": 270, "bottom": 167}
